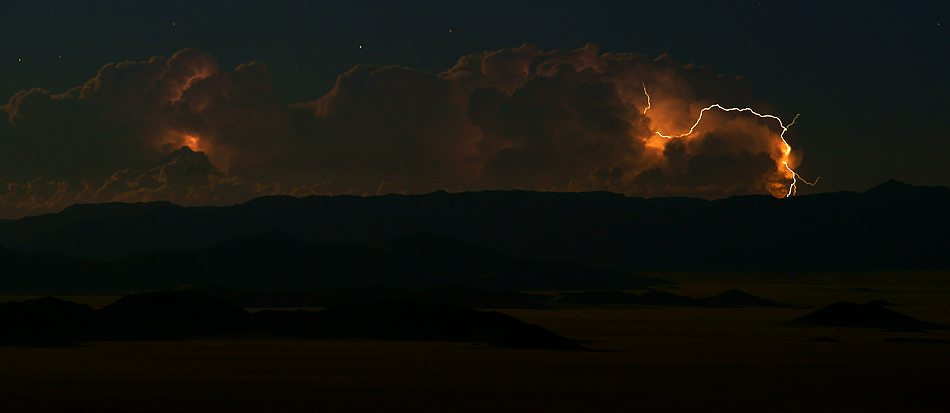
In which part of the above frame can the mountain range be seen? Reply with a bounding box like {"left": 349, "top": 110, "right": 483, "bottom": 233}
{"left": 0, "top": 180, "right": 946, "bottom": 294}
{"left": 0, "top": 231, "right": 665, "bottom": 294}
{"left": 185, "top": 285, "right": 795, "bottom": 310}
{"left": 550, "top": 288, "right": 797, "bottom": 308}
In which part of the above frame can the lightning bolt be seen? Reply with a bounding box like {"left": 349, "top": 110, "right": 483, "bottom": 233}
{"left": 783, "top": 161, "right": 819, "bottom": 197}
{"left": 645, "top": 90, "right": 818, "bottom": 197}
{"left": 641, "top": 82, "right": 651, "bottom": 114}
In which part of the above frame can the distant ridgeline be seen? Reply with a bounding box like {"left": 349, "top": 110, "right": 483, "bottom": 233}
{"left": 0, "top": 180, "right": 946, "bottom": 293}
{"left": 0, "top": 231, "right": 666, "bottom": 294}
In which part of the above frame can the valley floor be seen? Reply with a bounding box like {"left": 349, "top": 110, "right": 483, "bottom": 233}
{"left": 2, "top": 276, "right": 949, "bottom": 412}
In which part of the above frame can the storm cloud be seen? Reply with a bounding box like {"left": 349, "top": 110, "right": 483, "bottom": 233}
{"left": 1, "top": 44, "right": 806, "bottom": 218}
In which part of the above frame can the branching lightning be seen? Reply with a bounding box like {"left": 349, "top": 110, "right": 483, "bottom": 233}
{"left": 644, "top": 88, "right": 818, "bottom": 198}
{"left": 784, "top": 161, "right": 819, "bottom": 197}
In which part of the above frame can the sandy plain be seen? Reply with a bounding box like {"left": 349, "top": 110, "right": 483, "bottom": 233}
{"left": 2, "top": 274, "right": 949, "bottom": 412}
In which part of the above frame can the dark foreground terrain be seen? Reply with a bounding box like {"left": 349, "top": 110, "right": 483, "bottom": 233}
{"left": 0, "top": 291, "right": 583, "bottom": 350}
{"left": 2, "top": 275, "right": 949, "bottom": 412}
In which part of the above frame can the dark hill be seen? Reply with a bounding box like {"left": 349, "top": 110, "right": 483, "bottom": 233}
{"left": 275, "top": 300, "right": 586, "bottom": 350}
{"left": 790, "top": 302, "right": 946, "bottom": 330}
{"left": 882, "top": 337, "right": 949, "bottom": 344}
{"left": 99, "top": 290, "right": 251, "bottom": 321}
{"left": 552, "top": 291, "right": 643, "bottom": 305}
{"left": 103, "top": 232, "right": 396, "bottom": 292}
{"left": 102, "top": 231, "right": 663, "bottom": 293}
{"left": 551, "top": 289, "right": 792, "bottom": 307}
{"left": 187, "top": 284, "right": 552, "bottom": 310}
{"left": 0, "top": 201, "right": 177, "bottom": 248}
{"left": 0, "top": 297, "right": 96, "bottom": 345}
{"left": 805, "top": 336, "right": 843, "bottom": 342}
{"left": 0, "top": 294, "right": 581, "bottom": 349}
{"left": 381, "top": 232, "right": 502, "bottom": 268}
{"left": 0, "top": 231, "right": 666, "bottom": 294}
{"left": 702, "top": 289, "right": 796, "bottom": 308}
{"left": 476, "top": 260, "right": 662, "bottom": 291}
{"left": 91, "top": 290, "right": 253, "bottom": 340}
{"left": 0, "top": 246, "right": 104, "bottom": 294}
{"left": 380, "top": 232, "right": 666, "bottom": 290}
{"left": 406, "top": 284, "right": 552, "bottom": 309}
{"left": 639, "top": 290, "right": 732, "bottom": 307}
{"left": 0, "top": 181, "right": 946, "bottom": 273}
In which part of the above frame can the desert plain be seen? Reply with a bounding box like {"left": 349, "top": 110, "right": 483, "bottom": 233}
{"left": 2, "top": 271, "right": 949, "bottom": 412}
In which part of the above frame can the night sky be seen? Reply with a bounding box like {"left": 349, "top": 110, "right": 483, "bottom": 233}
{"left": 1, "top": 1, "right": 947, "bottom": 218}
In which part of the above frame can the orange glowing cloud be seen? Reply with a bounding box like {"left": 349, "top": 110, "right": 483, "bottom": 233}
{"left": 643, "top": 102, "right": 816, "bottom": 197}
{"left": 0, "top": 44, "right": 817, "bottom": 218}
{"left": 183, "top": 135, "right": 201, "bottom": 151}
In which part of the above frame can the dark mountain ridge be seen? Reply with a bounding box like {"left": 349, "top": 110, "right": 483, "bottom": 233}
{"left": 0, "top": 180, "right": 946, "bottom": 274}
{"left": 197, "top": 285, "right": 791, "bottom": 310}
{"left": 0, "top": 245, "right": 104, "bottom": 294}
{"left": 703, "top": 289, "right": 797, "bottom": 308}
{"left": 186, "top": 284, "right": 553, "bottom": 310}
{"left": 2, "top": 232, "right": 664, "bottom": 294}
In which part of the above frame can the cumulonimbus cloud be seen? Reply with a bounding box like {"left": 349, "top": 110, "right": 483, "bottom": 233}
{"left": 0, "top": 44, "right": 806, "bottom": 218}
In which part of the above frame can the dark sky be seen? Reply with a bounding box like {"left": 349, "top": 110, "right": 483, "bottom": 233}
{"left": 1, "top": 1, "right": 947, "bottom": 218}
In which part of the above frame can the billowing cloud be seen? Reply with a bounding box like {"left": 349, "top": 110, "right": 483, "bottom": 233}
{"left": 0, "top": 44, "right": 807, "bottom": 218}
{"left": 86, "top": 147, "right": 272, "bottom": 206}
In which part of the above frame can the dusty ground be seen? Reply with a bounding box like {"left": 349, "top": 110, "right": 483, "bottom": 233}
{"left": 2, "top": 274, "right": 949, "bottom": 412}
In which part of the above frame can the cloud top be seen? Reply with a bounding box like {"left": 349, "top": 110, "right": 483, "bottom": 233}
{"left": 1, "top": 45, "right": 805, "bottom": 218}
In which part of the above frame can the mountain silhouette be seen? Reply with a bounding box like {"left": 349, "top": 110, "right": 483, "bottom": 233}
{"left": 89, "top": 290, "right": 253, "bottom": 340}
{"left": 274, "top": 300, "right": 586, "bottom": 350}
{"left": 866, "top": 299, "right": 900, "bottom": 307}
{"left": 551, "top": 289, "right": 792, "bottom": 308}
{"left": 104, "top": 232, "right": 396, "bottom": 292}
{"left": 0, "top": 181, "right": 944, "bottom": 274}
{"left": 702, "top": 289, "right": 797, "bottom": 308}
{"left": 0, "top": 245, "right": 104, "bottom": 294}
{"left": 552, "top": 291, "right": 644, "bottom": 305}
{"left": 0, "top": 293, "right": 581, "bottom": 349}
{"left": 638, "top": 290, "right": 732, "bottom": 307}
{"left": 805, "top": 336, "right": 843, "bottom": 342}
{"left": 2, "top": 231, "right": 665, "bottom": 294}
{"left": 0, "top": 297, "right": 95, "bottom": 346}
{"left": 882, "top": 337, "right": 949, "bottom": 344}
{"left": 790, "top": 302, "right": 946, "bottom": 330}
{"left": 0, "top": 201, "right": 177, "bottom": 248}
{"left": 186, "top": 284, "right": 553, "bottom": 309}
{"left": 378, "top": 232, "right": 666, "bottom": 290}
